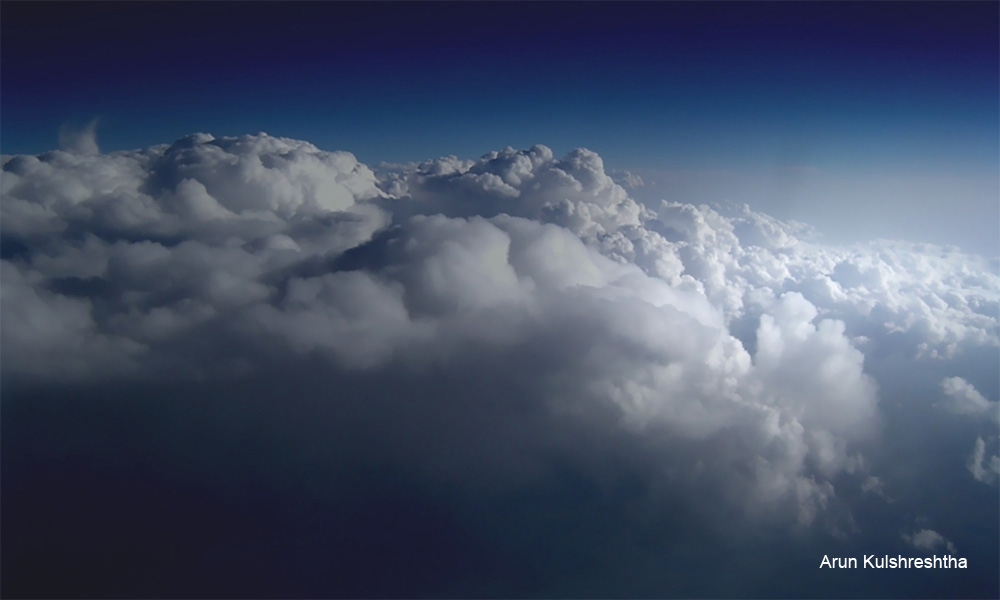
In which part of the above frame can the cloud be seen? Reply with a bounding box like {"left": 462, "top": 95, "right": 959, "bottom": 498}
{"left": 941, "top": 376, "right": 1000, "bottom": 423}
{"left": 904, "top": 529, "right": 957, "bottom": 555}
{"left": 58, "top": 119, "right": 100, "bottom": 154}
{"left": 967, "top": 437, "right": 1000, "bottom": 484}
{"left": 938, "top": 378, "right": 1000, "bottom": 485}
{"left": 611, "top": 169, "right": 645, "bottom": 189}
{"left": 3, "top": 134, "right": 998, "bottom": 597}
{"left": 4, "top": 137, "right": 882, "bottom": 517}
{"left": 860, "top": 475, "right": 885, "bottom": 497}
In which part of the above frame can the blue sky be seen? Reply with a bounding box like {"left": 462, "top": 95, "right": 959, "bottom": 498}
{"left": 4, "top": 2, "right": 996, "bottom": 256}
{"left": 3, "top": 2, "right": 996, "bottom": 171}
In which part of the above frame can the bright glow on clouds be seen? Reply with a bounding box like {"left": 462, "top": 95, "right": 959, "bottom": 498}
{"left": 3, "top": 134, "right": 998, "bottom": 596}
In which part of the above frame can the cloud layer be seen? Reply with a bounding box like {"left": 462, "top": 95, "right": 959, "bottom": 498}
{"left": 3, "top": 134, "right": 998, "bottom": 597}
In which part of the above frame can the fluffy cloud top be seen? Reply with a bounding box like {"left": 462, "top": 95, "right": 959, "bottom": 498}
{"left": 3, "top": 134, "right": 998, "bottom": 597}
{"left": 941, "top": 376, "right": 1000, "bottom": 423}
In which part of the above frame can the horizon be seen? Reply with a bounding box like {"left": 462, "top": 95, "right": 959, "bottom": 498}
{"left": 3, "top": 2, "right": 997, "bottom": 257}
{"left": 2, "top": 2, "right": 998, "bottom": 599}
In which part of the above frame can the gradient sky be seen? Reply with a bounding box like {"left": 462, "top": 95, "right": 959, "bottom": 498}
{"left": 1, "top": 2, "right": 995, "bottom": 165}
{"left": 4, "top": 1, "right": 996, "bottom": 255}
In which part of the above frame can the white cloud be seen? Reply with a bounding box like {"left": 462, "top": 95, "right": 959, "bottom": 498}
{"left": 3, "top": 133, "right": 998, "bottom": 554}
{"left": 2, "top": 132, "right": 388, "bottom": 252}
{"left": 903, "top": 528, "right": 957, "bottom": 555}
{"left": 941, "top": 376, "right": 1000, "bottom": 423}
{"left": 967, "top": 437, "right": 1000, "bottom": 484}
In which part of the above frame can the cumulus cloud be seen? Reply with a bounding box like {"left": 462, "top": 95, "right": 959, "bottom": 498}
{"left": 941, "top": 376, "right": 1000, "bottom": 423}
{"left": 611, "top": 169, "right": 644, "bottom": 189}
{"left": 904, "top": 529, "right": 957, "bottom": 555}
{"left": 2, "top": 133, "right": 391, "bottom": 383}
{"left": 3, "top": 134, "right": 998, "bottom": 597}
{"left": 3, "top": 137, "right": 885, "bottom": 517}
{"left": 376, "top": 145, "right": 999, "bottom": 364}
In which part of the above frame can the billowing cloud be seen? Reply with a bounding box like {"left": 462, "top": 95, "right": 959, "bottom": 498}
{"left": 941, "top": 376, "right": 1000, "bottom": 423}
{"left": 3, "top": 134, "right": 998, "bottom": 597}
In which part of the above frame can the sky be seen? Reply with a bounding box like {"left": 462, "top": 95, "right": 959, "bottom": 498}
{"left": 2, "top": 2, "right": 999, "bottom": 599}
{"left": 3, "top": 2, "right": 996, "bottom": 256}
{"left": 3, "top": 2, "right": 997, "bottom": 167}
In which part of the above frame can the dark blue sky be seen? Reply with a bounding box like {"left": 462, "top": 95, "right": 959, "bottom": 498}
{"left": 2, "top": 1, "right": 997, "bottom": 172}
